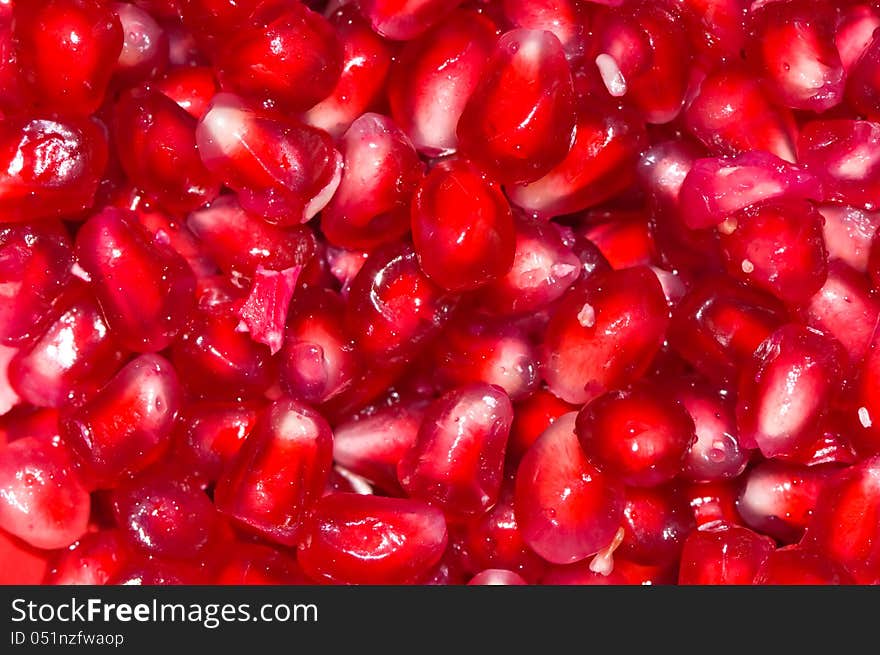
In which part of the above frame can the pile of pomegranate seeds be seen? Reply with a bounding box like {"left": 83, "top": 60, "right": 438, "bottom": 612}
{"left": 3, "top": 0, "right": 880, "bottom": 587}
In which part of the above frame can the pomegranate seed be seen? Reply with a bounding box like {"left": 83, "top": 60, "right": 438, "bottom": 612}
{"left": 457, "top": 29, "right": 577, "bottom": 184}
{"left": 580, "top": 209, "right": 657, "bottom": 270}
{"left": 736, "top": 460, "right": 836, "bottom": 544}
{"left": 475, "top": 216, "right": 581, "bottom": 316}
{"left": 737, "top": 324, "right": 844, "bottom": 459}
{"left": 718, "top": 199, "right": 828, "bottom": 307}
{"left": 195, "top": 93, "right": 342, "bottom": 224}
{"left": 14, "top": 0, "right": 123, "bottom": 116}
{"left": 678, "top": 151, "right": 822, "bottom": 231}
{"left": 753, "top": 546, "right": 853, "bottom": 585}
{"left": 798, "top": 120, "right": 880, "bottom": 212}
{"left": 468, "top": 569, "right": 528, "bottom": 585}
{"left": 0, "top": 5, "right": 30, "bottom": 118}
{"left": 618, "top": 485, "right": 695, "bottom": 566}
{"left": 507, "top": 389, "right": 576, "bottom": 463}
{"left": 155, "top": 65, "right": 218, "bottom": 119}
{"left": 514, "top": 413, "right": 625, "bottom": 564}
{"left": 0, "top": 529, "right": 53, "bottom": 585}
{"left": 112, "top": 2, "right": 169, "bottom": 85}
{"left": 214, "top": 397, "right": 333, "bottom": 547}
{"left": 835, "top": 3, "right": 880, "bottom": 73}
{"left": 575, "top": 381, "right": 696, "bottom": 487}
{"left": 541, "top": 557, "right": 675, "bottom": 585}
{"left": 61, "top": 353, "right": 182, "bottom": 488}
{"left": 542, "top": 266, "right": 669, "bottom": 404}
{"left": 387, "top": 10, "right": 495, "bottom": 156}
{"left": 846, "top": 32, "right": 880, "bottom": 121}
{"left": 819, "top": 204, "right": 880, "bottom": 273}
{"left": 44, "top": 530, "right": 129, "bottom": 585}
{"left": 503, "top": 0, "right": 586, "bottom": 59}
{"left": 298, "top": 493, "right": 448, "bottom": 584}
{"left": 113, "top": 86, "right": 220, "bottom": 215}
{"left": 75, "top": 208, "right": 196, "bottom": 353}
{"left": 746, "top": 0, "right": 845, "bottom": 112}
{"left": 399, "top": 383, "right": 513, "bottom": 515}
{"left": 678, "top": 523, "right": 774, "bottom": 585}
{"left": 685, "top": 480, "right": 742, "bottom": 527}
{"left": 357, "top": 0, "right": 462, "bottom": 41}
{"left": 210, "top": 542, "right": 310, "bottom": 584}
{"left": 0, "top": 116, "right": 109, "bottom": 223}
{"left": 214, "top": 0, "right": 342, "bottom": 113}
{"left": 346, "top": 241, "right": 457, "bottom": 364}
{"left": 179, "top": 0, "right": 260, "bottom": 52}
{"left": 802, "top": 456, "right": 880, "bottom": 583}
{"left": 237, "top": 264, "right": 301, "bottom": 354}
{"left": 412, "top": 159, "right": 515, "bottom": 291}
{"left": 684, "top": 64, "right": 797, "bottom": 163}
{"left": 321, "top": 113, "right": 423, "bottom": 251}
{"left": 674, "top": 0, "right": 749, "bottom": 68}
{"left": 108, "top": 556, "right": 206, "bottom": 584}
{"left": 506, "top": 102, "right": 648, "bottom": 218}
{"left": 0, "top": 436, "right": 89, "bottom": 550}
{"left": 303, "top": 7, "right": 392, "bottom": 138}
{"left": 9, "top": 284, "right": 129, "bottom": 408}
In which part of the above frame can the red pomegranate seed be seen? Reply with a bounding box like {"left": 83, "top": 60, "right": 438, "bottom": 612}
{"left": 718, "top": 199, "right": 828, "bottom": 306}
{"left": 467, "top": 569, "right": 528, "bottom": 585}
{"left": 113, "top": 86, "right": 220, "bottom": 215}
{"left": 412, "top": 159, "right": 515, "bottom": 291}
{"left": 746, "top": 0, "right": 844, "bottom": 113}
{"left": 575, "top": 381, "right": 696, "bottom": 487}
{"left": 684, "top": 64, "right": 797, "bottom": 163}
{"left": 0, "top": 436, "right": 89, "bottom": 550}
{"left": 321, "top": 113, "right": 423, "bottom": 251}
{"left": 75, "top": 207, "right": 196, "bottom": 353}
{"left": 298, "top": 493, "right": 448, "bottom": 585}
{"left": 854, "top": 333, "right": 880, "bottom": 454}
{"left": 579, "top": 209, "right": 657, "bottom": 270}
{"left": 214, "top": 397, "right": 333, "bottom": 547}
{"left": 278, "top": 287, "right": 360, "bottom": 406}
{"left": 9, "top": 284, "right": 128, "bottom": 408}
{"left": 210, "top": 542, "right": 310, "bottom": 584}
{"left": 475, "top": 216, "right": 581, "bottom": 316}
{"left": 736, "top": 460, "right": 836, "bottom": 544}
{"left": 0, "top": 116, "right": 109, "bottom": 223}
{"left": 503, "top": 0, "right": 586, "bottom": 59}
{"left": 678, "top": 151, "right": 822, "bottom": 231}
{"left": 835, "top": 3, "right": 880, "bottom": 73}
{"left": 112, "top": 2, "right": 169, "bottom": 85}
{"left": 186, "top": 195, "right": 316, "bottom": 283}
{"left": 507, "top": 389, "right": 576, "bottom": 463}
{"left": 802, "top": 456, "right": 880, "bottom": 583}
{"left": 798, "top": 120, "right": 880, "bottom": 212}
{"left": 14, "top": 0, "right": 123, "bottom": 116}
{"left": 846, "top": 32, "right": 880, "bottom": 122}
{"left": 0, "top": 5, "right": 30, "bottom": 118}
{"left": 457, "top": 29, "right": 577, "bottom": 184}
{"left": 668, "top": 275, "right": 787, "bottom": 386}
{"left": 685, "top": 480, "right": 742, "bottom": 527}
{"left": 737, "top": 324, "right": 844, "bottom": 458}
{"left": 179, "top": 0, "right": 260, "bottom": 52}
{"left": 753, "top": 546, "right": 853, "bottom": 585}
{"left": 542, "top": 266, "right": 669, "bottom": 404}
{"left": 44, "top": 530, "right": 129, "bottom": 585}
{"left": 237, "top": 264, "right": 301, "bottom": 354}
{"left": 357, "top": 0, "right": 462, "bottom": 40}
{"left": 674, "top": 0, "right": 749, "bottom": 68}
{"left": 155, "top": 66, "right": 218, "bottom": 120}
{"left": 214, "top": 0, "right": 342, "bottom": 113}
{"left": 113, "top": 470, "right": 217, "bottom": 559}
{"left": 506, "top": 102, "right": 647, "bottom": 218}
{"left": 108, "top": 556, "right": 206, "bottom": 585}
{"left": 61, "top": 354, "right": 181, "bottom": 488}
{"left": 819, "top": 204, "right": 880, "bottom": 273}
{"left": 303, "top": 7, "right": 392, "bottom": 138}
{"left": 432, "top": 317, "right": 538, "bottom": 402}
{"left": 398, "top": 382, "right": 513, "bottom": 515}
{"left": 346, "top": 241, "right": 457, "bottom": 364}
{"left": 195, "top": 93, "right": 342, "bottom": 224}
{"left": 514, "top": 413, "right": 625, "bottom": 564}
{"left": 618, "top": 485, "right": 695, "bottom": 566}
{"left": 673, "top": 380, "right": 748, "bottom": 482}
{"left": 678, "top": 523, "right": 774, "bottom": 585}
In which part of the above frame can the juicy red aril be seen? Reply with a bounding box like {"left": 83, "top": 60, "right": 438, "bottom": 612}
{"left": 514, "top": 413, "right": 625, "bottom": 564}
{"left": 846, "top": 31, "right": 880, "bottom": 121}
{"left": 0, "top": 436, "right": 90, "bottom": 550}
{"left": 736, "top": 324, "right": 844, "bottom": 459}
{"left": 678, "top": 523, "right": 774, "bottom": 585}
{"left": 618, "top": 485, "right": 694, "bottom": 566}
{"left": 196, "top": 93, "right": 342, "bottom": 224}
{"left": 542, "top": 266, "right": 669, "bottom": 405}
{"left": 112, "top": 2, "right": 169, "bottom": 86}
{"left": 575, "top": 381, "right": 696, "bottom": 487}
{"left": 113, "top": 86, "right": 220, "bottom": 215}
{"left": 156, "top": 66, "right": 218, "bottom": 120}
{"left": 0, "top": 117, "right": 109, "bottom": 223}
{"left": 210, "top": 541, "right": 310, "bottom": 585}
{"left": 468, "top": 569, "right": 527, "bottom": 585}
{"left": 398, "top": 382, "right": 513, "bottom": 515}
{"left": 457, "top": 29, "right": 577, "bottom": 185}
{"left": 298, "top": 493, "right": 448, "bottom": 585}
{"left": 214, "top": 397, "right": 333, "bottom": 546}
{"left": 753, "top": 546, "right": 853, "bottom": 585}
{"left": 321, "top": 113, "right": 423, "bottom": 251}
{"left": 214, "top": 0, "right": 342, "bottom": 113}
{"left": 14, "top": 0, "right": 123, "bottom": 117}
{"left": 60, "top": 354, "right": 181, "bottom": 489}
{"left": 685, "top": 480, "right": 741, "bottom": 527}
{"left": 412, "top": 159, "right": 515, "bottom": 291}
{"left": 357, "top": 0, "right": 462, "bottom": 41}
{"left": 44, "top": 530, "right": 128, "bottom": 585}
{"left": 75, "top": 208, "right": 196, "bottom": 353}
